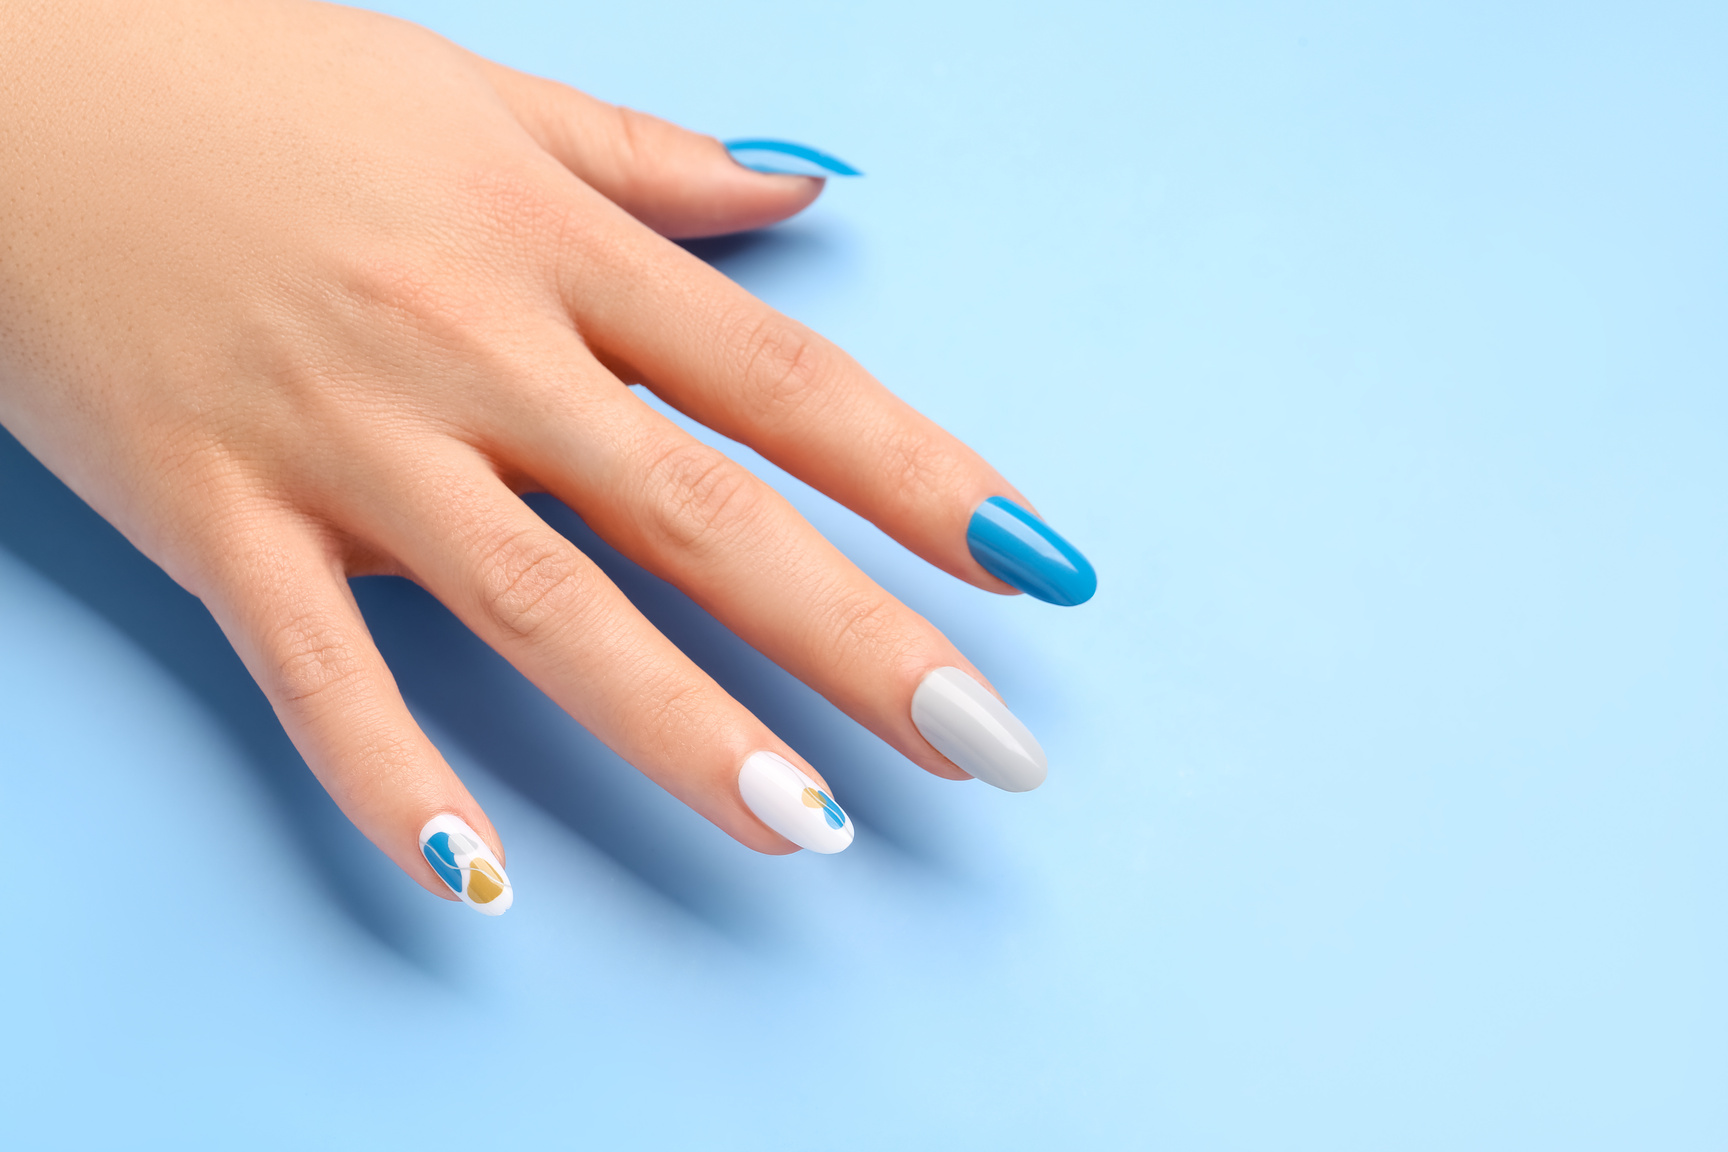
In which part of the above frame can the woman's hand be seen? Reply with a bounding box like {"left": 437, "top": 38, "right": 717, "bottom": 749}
{"left": 0, "top": 0, "right": 1094, "bottom": 912}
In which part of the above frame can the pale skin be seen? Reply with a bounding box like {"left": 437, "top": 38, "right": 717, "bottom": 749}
{"left": 0, "top": 0, "right": 1037, "bottom": 902}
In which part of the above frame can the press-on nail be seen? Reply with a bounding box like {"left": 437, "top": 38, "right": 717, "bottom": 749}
{"left": 724, "top": 139, "right": 863, "bottom": 178}
{"left": 738, "top": 751, "right": 855, "bottom": 853}
{"left": 418, "top": 815, "right": 513, "bottom": 916}
{"left": 967, "top": 496, "right": 1097, "bottom": 606}
{"left": 911, "top": 667, "right": 1048, "bottom": 792}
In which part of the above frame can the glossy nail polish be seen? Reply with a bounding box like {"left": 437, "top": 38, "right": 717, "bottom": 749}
{"left": 419, "top": 815, "right": 513, "bottom": 916}
{"left": 738, "top": 751, "right": 855, "bottom": 853}
{"left": 911, "top": 667, "right": 1048, "bottom": 792}
{"left": 724, "top": 139, "right": 863, "bottom": 178}
{"left": 967, "top": 496, "right": 1097, "bottom": 606}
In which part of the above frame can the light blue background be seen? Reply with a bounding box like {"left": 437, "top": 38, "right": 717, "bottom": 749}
{"left": 1, "top": 2, "right": 1723, "bottom": 1148}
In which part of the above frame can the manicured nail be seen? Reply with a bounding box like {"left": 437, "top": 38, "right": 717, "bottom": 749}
{"left": 738, "top": 751, "right": 855, "bottom": 853}
{"left": 911, "top": 667, "right": 1048, "bottom": 792}
{"left": 967, "top": 496, "right": 1097, "bottom": 606}
{"left": 724, "top": 139, "right": 863, "bottom": 178}
{"left": 418, "top": 815, "right": 513, "bottom": 916}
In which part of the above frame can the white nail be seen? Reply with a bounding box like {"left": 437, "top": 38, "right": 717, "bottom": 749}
{"left": 418, "top": 815, "right": 514, "bottom": 916}
{"left": 737, "top": 751, "right": 855, "bottom": 854}
{"left": 910, "top": 667, "right": 1048, "bottom": 792}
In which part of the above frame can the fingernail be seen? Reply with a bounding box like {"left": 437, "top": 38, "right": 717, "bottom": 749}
{"left": 911, "top": 667, "right": 1048, "bottom": 792}
{"left": 738, "top": 751, "right": 855, "bottom": 853}
{"left": 724, "top": 139, "right": 863, "bottom": 178}
{"left": 418, "top": 815, "right": 513, "bottom": 916}
{"left": 967, "top": 496, "right": 1098, "bottom": 606}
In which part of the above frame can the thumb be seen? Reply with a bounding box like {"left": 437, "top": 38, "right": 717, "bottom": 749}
{"left": 476, "top": 59, "right": 852, "bottom": 239}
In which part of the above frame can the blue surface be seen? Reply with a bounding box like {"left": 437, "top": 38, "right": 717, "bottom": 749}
{"left": 2, "top": 1, "right": 1725, "bottom": 1148}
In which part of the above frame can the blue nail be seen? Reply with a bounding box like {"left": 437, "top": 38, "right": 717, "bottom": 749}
{"left": 724, "top": 139, "right": 862, "bottom": 178}
{"left": 967, "top": 497, "right": 1097, "bottom": 606}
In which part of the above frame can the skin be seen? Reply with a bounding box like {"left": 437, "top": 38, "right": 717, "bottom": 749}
{"left": 0, "top": 0, "right": 1035, "bottom": 902}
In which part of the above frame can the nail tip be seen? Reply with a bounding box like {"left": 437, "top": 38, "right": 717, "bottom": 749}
{"left": 1027, "top": 567, "right": 1097, "bottom": 607}
{"left": 972, "top": 756, "right": 1048, "bottom": 792}
{"left": 995, "top": 777, "right": 1045, "bottom": 794}
{"left": 806, "top": 829, "right": 856, "bottom": 855}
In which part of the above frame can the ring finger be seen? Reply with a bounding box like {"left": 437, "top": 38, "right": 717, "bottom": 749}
{"left": 351, "top": 441, "right": 857, "bottom": 854}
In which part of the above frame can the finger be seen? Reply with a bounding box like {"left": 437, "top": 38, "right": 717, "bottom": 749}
{"left": 475, "top": 57, "right": 826, "bottom": 238}
{"left": 487, "top": 339, "right": 1049, "bottom": 792}
{"left": 200, "top": 515, "right": 515, "bottom": 915}
{"left": 566, "top": 227, "right": 1099, "bottom": 607}
{"left": 348, "top": 446, "right": 857, "bottom": 854}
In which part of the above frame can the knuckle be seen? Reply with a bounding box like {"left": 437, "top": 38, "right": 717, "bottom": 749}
{"left": 822, "top": 588, "right": 905, "bottom": 665}
{"left": 266, "top": 613, "right": 367, "bottom": 709}
{"left": 640, "top": 677, "right": 717, "bottom": 740}
{"left": 876, "top": 425, "right": 965, "bottom": 507}
{"left": 609, "top": 104, "right": 651, "bottom": 176}
{"left": 727, "top": 311, "right": 832, "bottom": 417}
{"left": 457, "top": 162, "right": 572, "bottom": 245}
{"left": 472, "top": 528, "right": 592, "bottom": 642}
{"left": 640, "top": 440, "right": 765, "bottom": 550}
{"left": 339, "top": 168, "right": 570, "bottom": 332}
{"left": 341, "top": 257, "right": 492, "bottom": 352}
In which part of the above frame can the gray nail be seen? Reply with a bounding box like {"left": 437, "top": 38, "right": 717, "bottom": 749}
{"left": 910, "top": 667, "right": 1048, "bottom": 792}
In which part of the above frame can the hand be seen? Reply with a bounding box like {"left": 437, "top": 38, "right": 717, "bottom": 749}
{"left": 0, "top": 0, "right": 1094, "bottom": 913}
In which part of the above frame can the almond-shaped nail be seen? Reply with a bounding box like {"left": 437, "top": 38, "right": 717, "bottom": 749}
{"left": 911, "top": 667, "right": 1048, "bottom": 792}
{"left": 724, "top": 138, "right": 863, "bottom": 177}
{"left": 419, "top": 815, "right": 513, "bottom": 916}
{"left": 967, "top": 496, "right": 1097, "bottom": 606}
{"left": 738, "top": 751, "right": 855, "bottom": 853}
